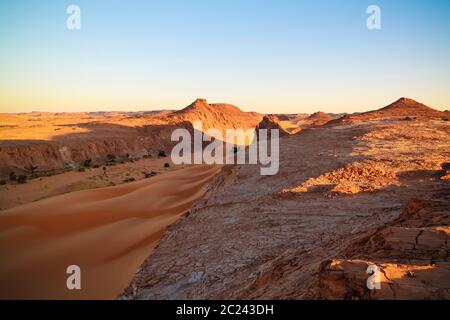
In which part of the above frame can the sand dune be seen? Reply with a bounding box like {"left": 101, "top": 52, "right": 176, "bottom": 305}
{"left": 0, "top": 164, "right": 222, "bottom": 299}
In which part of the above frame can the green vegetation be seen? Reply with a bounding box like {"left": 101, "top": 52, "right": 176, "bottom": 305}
{"left": 82, "top": 159, "right": 92, "bottom": 167}
{"left": 9, "top": 172, "right": 17, "bottom": 181}
{"left": 24, "top": 164, "right": 38, "bottom": 174}
{"left": 143, "top": 171, "right": 157, "bottom": 178}
{"left": 158, "top": 150, "right": 167, "bottom": 158}
{"left": 107, "top": 154, "right": 116, "bottom": 163}
{"left": 17, "top": 175, "right": 28, "bottom": 184}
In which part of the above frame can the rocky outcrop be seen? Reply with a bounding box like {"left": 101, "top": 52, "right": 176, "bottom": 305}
{"left": 119, "top": 113, "right": 449, "bottom": 300}
{"left": 256, "top": 115, "right": 291, "bottom": 135}
{"left": 168, "top": 98, "right": 262, "bottom": 133}
{"left": 302, "top": 112, "right": 334, "bottom": 126}
{"left": 316, "top": 196, "right": 450, "bottom": 300}
{"left": 0, "top": 99, "right": 263, "bottom": 177}
{"left": 0, "top": 123, "right": 192, "bottom": 177}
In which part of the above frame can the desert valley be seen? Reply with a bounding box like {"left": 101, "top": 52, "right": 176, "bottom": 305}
{"left": 0, "top": 97, "right": 449, "bottom": 299}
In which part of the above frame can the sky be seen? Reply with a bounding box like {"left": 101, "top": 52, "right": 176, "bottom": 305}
{"left": 0, "top": 0, "right": 449, "bottom": 114}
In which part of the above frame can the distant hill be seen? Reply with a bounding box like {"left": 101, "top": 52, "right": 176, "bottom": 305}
{"left": 329, "top": 98, "right": 449, "bottom": 125}
{"left": 301, "top": 111, "right": 334, "bottom": 126}
{"left": 256, "top": 115, "right": 291, "bottom": 136}
{"left": 167, "top": 98, "right": 262, "bottom": 132}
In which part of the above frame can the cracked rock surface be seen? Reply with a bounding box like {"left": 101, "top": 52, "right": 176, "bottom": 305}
{"left": 120, "top": 116, "right": 449, "bottom": 300}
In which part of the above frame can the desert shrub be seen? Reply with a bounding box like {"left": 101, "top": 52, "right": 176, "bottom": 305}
{"left": 0, "top": 179, "right": 6, "bottom": 186}
{"left": 24, "top": 164, "right": 38, "bottom": 174}
{"left": 82, "top": 159, "right": 92, "bottom": 167}
{"left": 17, "top": 175, "right": 28, "bottom": 184}
{"left": 107, "top": 154, "right": 116, "bottom": 162}
{"left": 9, "top": 172, "right": 17, "bottom": 181}
{"left": 64, "top": 161, "right": 75, "bottom": 170}
{"left": 123, "top": 177, "right": 136, "bottom": 183}
{"left": 144, "top": 171, "right": 157, "bottom": 178}
{"left": 78, "top": 167, "right": 86, "bottom": 172}
{"left": 93, "top": 164, "right": 100, "bottom": 169}
{"left": 164, "top": 163, "right": 170, "bottom": 168}
{"left": 158, "top": 150, "right": 167, "bottom": 158}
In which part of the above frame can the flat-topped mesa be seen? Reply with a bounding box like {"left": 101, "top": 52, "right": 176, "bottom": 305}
{"left": 169, "top": 98, "right": 263, "bottom": 132}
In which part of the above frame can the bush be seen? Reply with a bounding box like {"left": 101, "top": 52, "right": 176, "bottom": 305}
{"left": 78, "top": 167, "right": 86, "bottom": 172}
{"left": 107, "top": 154, "right": 116, "bottom": 162}
{"left": 164, "top": 163, "right": 170, "bottom": 168}
{"left": 17, "top": 175, "right": 28, "bottom": 184}
{"left": 123, "top": 177, "right": 135, "bottom": 183}
{"left": 158, "top": 150, "right": 167, "bottom": 158}
{"left": 82, "top": 159, "right": 92, "bottom": 167}
{"left": 9, "top": 172, "right": 17, "bottom": 181}
{"left": 0, "top": 179, "right": 6, "bottom": 186}
{"left": 144, "top": 171, "right": 157, "bottom": 178}
{"left": 24, "top": 164, "right": 38, "bottom": 174}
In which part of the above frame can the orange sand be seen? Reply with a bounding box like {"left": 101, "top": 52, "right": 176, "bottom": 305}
{"left": 0, "top": 165, "right": 222, "bottom": 299}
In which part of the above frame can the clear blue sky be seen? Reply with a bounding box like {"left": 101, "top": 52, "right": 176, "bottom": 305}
{"left": 1, "top": 0, "right": 449, "bottom": 113}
